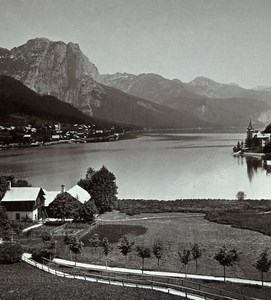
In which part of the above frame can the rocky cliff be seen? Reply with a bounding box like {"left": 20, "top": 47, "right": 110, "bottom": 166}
{"left": 0, "top": 38, "right": 103, "bottom": 116}
{"left": 0, "top": 38, "right": 209, "bottom": 129}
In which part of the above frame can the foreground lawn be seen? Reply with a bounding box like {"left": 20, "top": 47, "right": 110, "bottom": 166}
{"left": 0, "top": 263, "right": 181, "bottom": 300}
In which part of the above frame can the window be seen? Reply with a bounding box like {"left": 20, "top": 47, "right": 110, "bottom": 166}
{"left": 16, "top": 213, "right": 20, "bottom": 220}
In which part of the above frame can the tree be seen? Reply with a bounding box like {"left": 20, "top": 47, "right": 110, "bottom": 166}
{"left": 75, "top": 200, "right": 97, "bottom": 223}
{"left": 118, "top": 235, "right": 134, "bottom": 266}
{"left": 31, "top": 247, "right": 54, "bottom": 263}
{"left": 78, "top": 166, "right": 118, "bottom": 214}
{"left": 178, "top": 249, "right": 192, "bottom": 277}
{"left": 0, "top": 176, "right": 31, "bottom": 200}
{"left": 192, "top": 243, "right": 202, "bottom": 273}
{"left": 0, "top": 176, "right": 9, "bottom": 200}
{"left": 136, "top": 245, "right": 151, "bottom": 274}
{"left": 63, "top": 234, "right": 76, "bottom": 245}
{"left": 89, "top": 233, "right": 101, "bottom": 254}
{"left": 48, "top": 192, "right": 82, "bottom": 220}
{"left": 0, "top": 243, "right": 23, "bottom": 263}
{"left": 214, "top": 246, "right": 240, "bottom": 282}
{"left": 63, "top": 234, "right": 77, "bottom": 258}
{"left": 13, "top": 179, "right": 31, "bottom": 187}
{"left": 41, "top": 231, "right": 52, "bottom": 244}
{"left": 77, "top": 167, "right": 95, "bottom": 193}
{"left": 69, "top": 237, "right": 84, "bottom": 265}
{"left": 152, "top": 239, "right": 163, "bottom": 268}
{"left": 255, "top": 251, "right": 271, "bottom": 287}
{"left": 101, "top": 237, "right": 111, "bottom": 269}
{"left": 236, "top": 191, "right": 246, "bottom": 201}
{"left": 0, "top": 205, "right": 21, "bottom": 242}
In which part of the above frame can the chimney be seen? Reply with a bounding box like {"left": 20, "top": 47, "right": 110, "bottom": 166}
{"left": 61, "top": 184, "right": 65, "bottom": 193}
{"left": 7, "top": 181, "right": 11, "bottom": 190}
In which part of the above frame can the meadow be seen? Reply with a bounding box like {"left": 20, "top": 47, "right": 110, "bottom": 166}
{"left": 0, "top": 263, "right": 181, "bottom": 300}
{"left": 77, "top": 211, "right": 271, "bottom": 283}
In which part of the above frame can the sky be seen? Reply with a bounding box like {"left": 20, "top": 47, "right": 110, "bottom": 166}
{"left": 1, "top": 0, "right": 271, "bottom": 88}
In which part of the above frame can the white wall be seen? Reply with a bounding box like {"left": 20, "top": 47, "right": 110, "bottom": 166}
{"left": 6, "top": 211, "right": 33, "bottom": 221}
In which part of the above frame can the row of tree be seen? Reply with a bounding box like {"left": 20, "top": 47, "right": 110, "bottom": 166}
{"left": 30, "top": 229, "right": 271, "bottom": 287}
{"left": 62, "top": 234, "right": 271, "bottom": 286}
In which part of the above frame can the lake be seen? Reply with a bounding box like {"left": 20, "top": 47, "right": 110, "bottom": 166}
{"left": 1, "top": 132, "right": 271, "bottom": 200}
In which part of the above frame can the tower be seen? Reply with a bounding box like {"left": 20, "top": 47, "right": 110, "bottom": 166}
{"left": 246, "top": 119, "right": 254, "bottom": 147}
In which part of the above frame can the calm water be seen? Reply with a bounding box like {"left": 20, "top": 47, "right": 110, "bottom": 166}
{"left": 1, "top": 133, "right": 271, "bottom": 200}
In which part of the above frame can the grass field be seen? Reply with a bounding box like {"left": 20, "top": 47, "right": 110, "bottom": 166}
{"left": 0, "top": 263, "right": 181, "bottom": 300}
{"left": 77, "top": 211, "right": 271, "bottom": 284}
{"left": 115, "top": 199, "right": 271, "bottom": 237}
{"left": 81, "top": 224, "right": 147, "bottom": 245}
{"left": 206, "top": 211, "right": 271, "bottom": 236}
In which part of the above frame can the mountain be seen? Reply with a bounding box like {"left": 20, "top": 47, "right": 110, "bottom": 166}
{"left": 0, "top": 75, "right": 107, "bottom": 126}
{"left": 100, "top": 72, "right": 271, "bottom": 127}
{"left": 0, "top": 38, "right": 209, "bottom": 129}
{"left": 100, "top": 72, "right": 201, "bottom": 103}
{"left": 186, "top": 76, "right": 271, "bottom": 104}
{"left": 0, "top": 38, "right": 102, "bottom": 116}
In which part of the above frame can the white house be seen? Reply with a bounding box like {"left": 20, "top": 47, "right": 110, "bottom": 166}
{"left": 1, "top": 183, "right": 46, "bottom": 221}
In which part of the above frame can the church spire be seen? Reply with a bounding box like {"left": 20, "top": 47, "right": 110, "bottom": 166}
{"left": 247, "top": 119, "right": 253, "bottom": 131}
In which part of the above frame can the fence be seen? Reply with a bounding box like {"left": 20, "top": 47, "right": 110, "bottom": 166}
{"left": 21, "top": 254, "right": 260, "bottom": 300}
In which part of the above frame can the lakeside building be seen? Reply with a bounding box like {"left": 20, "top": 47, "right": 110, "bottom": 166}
{"left": 246, "top": 120, "right": 271, "bottom": 149}
{"left": 1, "top": 183, "right": 90, "bottom": 221}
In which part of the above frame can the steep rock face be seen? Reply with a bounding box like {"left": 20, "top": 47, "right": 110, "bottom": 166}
{"left": 0, "top": 39, "right": 211, "bottom": 129}
{"left": 0, "top": 38, "right": 103, "bottom": 115}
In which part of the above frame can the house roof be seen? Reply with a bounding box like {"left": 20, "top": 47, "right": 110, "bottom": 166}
{"left": 44, "top": 190, "right": 60, "bottom": 206}
{"left": 67, "top": 185, "right": 90, "bottom": 203}
{"left": 1, "top": 187, "right": 44, "bottom": 202}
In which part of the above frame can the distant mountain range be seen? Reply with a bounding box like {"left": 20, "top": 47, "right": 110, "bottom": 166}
{"left": 1, "top": 37, "right": 271, "bottom": 129}
{"left": 100, "top": 73, "right": 271, "bottom": 127}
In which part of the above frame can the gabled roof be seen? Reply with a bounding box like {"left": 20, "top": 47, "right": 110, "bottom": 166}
{"left": 67, "top": 185, "right": 90, "bottom": 203}
{"left": 44, "top": 190, "right": 60, "bottom": 206}
{"left": 1, "top": 187, "right": 44, "bottom": 202}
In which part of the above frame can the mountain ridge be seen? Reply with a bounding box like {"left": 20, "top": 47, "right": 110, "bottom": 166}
{"left": 1, "top": 38, "right": 271, "bottom": 129}
{"left": 0, "top": 39, "right": 209, "bottom": 129}
{"left": 99, "top": 72, "right": 271, "bottom": 127}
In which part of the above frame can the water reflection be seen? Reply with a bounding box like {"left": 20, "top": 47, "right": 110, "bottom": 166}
{"left": 246, "top": 157, "right": 263, "bottom": 182}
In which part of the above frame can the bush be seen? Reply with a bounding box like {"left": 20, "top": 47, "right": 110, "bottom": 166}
{"left": 0, "top": 243, "right": 23, "bottom": 263}
{"left": 31, "top": 248, "right": 54, "bottom": 263}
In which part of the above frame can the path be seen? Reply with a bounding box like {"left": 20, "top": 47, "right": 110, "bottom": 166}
{"left": 52, "top": 256, "right": 271, "bottom": 288}
{"left": 96, "top": 214, "right": 204, "bottom": 223}
{"left": 22, "top": 223, "right": 43, "bottom": 233}
{"left": 21, "top": 253, "right": 201, "bottom": 300}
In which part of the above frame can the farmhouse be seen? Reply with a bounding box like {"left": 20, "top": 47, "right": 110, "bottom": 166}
{"left": 1, "top": 182, "right": 46, "bottom": 221}
{"left": 1, "top": 182, "right": 91, "bottom": 221}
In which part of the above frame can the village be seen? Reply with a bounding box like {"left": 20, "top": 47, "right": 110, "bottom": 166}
{"left": 0, "top": 122, "right": 127, "bottom": 150}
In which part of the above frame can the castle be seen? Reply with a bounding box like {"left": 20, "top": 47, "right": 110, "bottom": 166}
{"left": 245, "top": 120, "right": 271, "bottom": 149}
